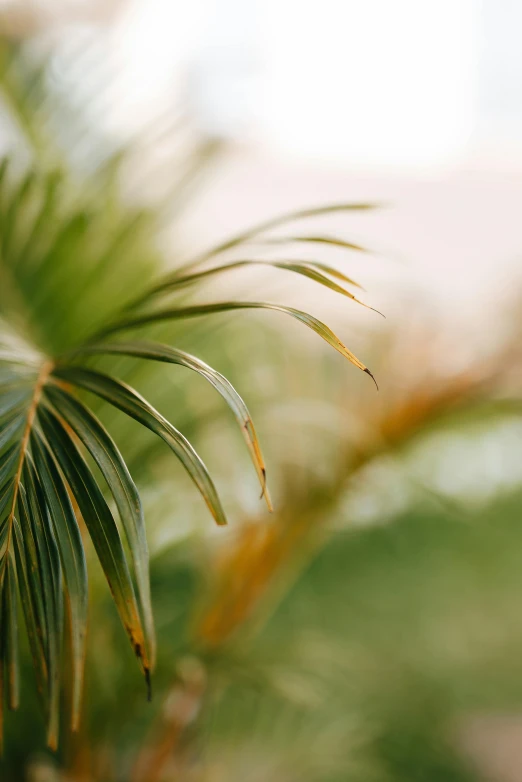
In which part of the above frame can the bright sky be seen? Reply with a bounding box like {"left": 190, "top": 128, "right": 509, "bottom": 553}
{"left": 105, "top": 0, "right": 488, "bottom": 169}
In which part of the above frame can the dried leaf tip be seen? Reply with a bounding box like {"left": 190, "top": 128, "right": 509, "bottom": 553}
{"left": 368, "top": 305, "right": 386, "bottom": 319}
{"left": 259, "top": 467, "right": 267, "bottom": 502}
{"left": 364, "top": 368, "right": 379, "bottom": 390}
{"left": 258, "top": 468, "right": 274, "bottom": 512}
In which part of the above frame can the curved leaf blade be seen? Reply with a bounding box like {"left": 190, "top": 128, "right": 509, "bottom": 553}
{"left": 93, "top": 302, "right": 377, "bottom": 387}
{"left": 22, "top": 461, "right": 63, "bottom": 750}
{"left": 288, "top": 260, "right": 365, "bottom": 290}
{"left": 49, "top": 367, "right": 228, "bottom": 526}
{"left": 65, "top": 341, "right": 272, "bottom": 511}
{"left": 258, "top": 234, "right": 370, "bottom": 254}
{"left": 42, "top": 385, "right": 155, "bottom": 669}
{"left": 11, "top": 514, "right": 48, "bottom": 703}
{"left": 123, "top": 202, "right": 380, "bottom": 309}
{"left": 31, "top": 430, "right": 88, "bottom": 730}
{"left": 179, "top": 202, "right": 380, "bottom": 271}
{"left": 137, "top": 260, "right": 380, "bottom": 316}
{"left": 37, "top": 406, "right": 151, "bottom": 684}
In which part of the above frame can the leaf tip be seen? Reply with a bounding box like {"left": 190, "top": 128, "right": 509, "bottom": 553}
{"left": 259, "top": 468, "right": 266, "bottom": 501}
{"left": 259, "top": 468, "right": 274, "bottom": 512}
{"left": 357, "top": 298, "right": 385, "bottom": 319}
{"left": 364, "top": 367, "right": 379, "bottom": 390}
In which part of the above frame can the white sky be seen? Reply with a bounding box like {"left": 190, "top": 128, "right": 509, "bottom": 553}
{"left": 103, "top": 0, "right": 522, "bottom": 170}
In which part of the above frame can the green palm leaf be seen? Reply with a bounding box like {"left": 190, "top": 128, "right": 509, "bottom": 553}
{"left": 96, "top": 302, "right": 378, "bottom": 386}
{"left": 257, "top": 234, "right": 370, "bottom": 254}
{"left": 66, "top": 341, "right": 272, "bottom": 511}
{"left": 20, "top": 461, "right": 63, "bottom": 750}
{"left": 176, "top": 201, "right": 380, "bottom": 273}
{"left": 0, "top": 125, "right": 380, "bottom": 750}
{"left": 131, "top": 259, "right": 380, "bottom": 316}
{"left": 11, "top": 513, "right": 48, "bottom": 706}
{"left": 49, "top": 367, "right": 228, "bottom": 527}
{"left": 1, "top": 554, "right": 19, "bottom": 713}
{"left": 31, "top": 432, "right": 88, "bottom": 729}
{"left": 36, "top": 405, "right": 151, "bottom": 685}
{"left": 42, "top": 385, "right": 154, "bottom": 667}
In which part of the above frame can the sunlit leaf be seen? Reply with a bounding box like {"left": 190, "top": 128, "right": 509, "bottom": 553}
{"left": 49, "top": 367, "right": 229, "bottom": 526}
{"left": 0, "top": 44, "right": 382, "bottom": 751}
{"left": 134, "top": 260, "right": 380, "bottom": 316}
{"left": 42, "top": 384, "right": 154, "bottom": 668}
{"left": 178, "top": 202, "right": 380, "bottom": 272}
{"left": 36, "top": 405, "right": 151, "bottom": 687}
{"left": 96, "top": 302, "right": 377, "bottom": 387}
{"left": 258, "top": 234, "right": 370, "bottom": 254}
{"left": 65, "top": 341, "right": 272, "bottom": 511}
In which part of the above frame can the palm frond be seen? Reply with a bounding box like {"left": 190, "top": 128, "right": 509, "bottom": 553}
{"left": 64, "top": 341, "right": 272, "bottom": 511}
{"left": 175, "top": 201, "right": 381, "bottom": 274}
{"left": 129, "top": 259, "right": 379, "bottom": 315}
{"left": 0, "top": 46, "right": 381, "bottom": 744}
{"left": 94, "top": 301, "right": 378, "bottom": 386}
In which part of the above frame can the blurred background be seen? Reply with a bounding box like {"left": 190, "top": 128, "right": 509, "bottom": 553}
{"left": 2, "top": 1, "right": 522, "bottom": 780}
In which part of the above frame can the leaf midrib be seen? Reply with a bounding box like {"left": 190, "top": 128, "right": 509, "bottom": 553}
{"left": 0, "top": 360, "right": 53, "bottom": 583}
